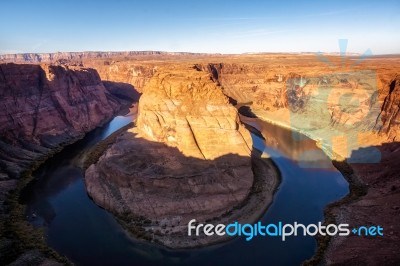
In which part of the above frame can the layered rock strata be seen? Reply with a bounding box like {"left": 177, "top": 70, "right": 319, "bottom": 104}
{"left": 0, "top": 51, "right": 213, "bottom": 64}
{"left": 1, "top": 53, "right": 398, "bottom": 262}
{"left": 0, "top": 63, "right": 132, "bottom": 180}
{"left": 85, "top": 65, "right": 279, "bottom": 248}
{"left": 0, "top": 62, "right": 134, "bottom": 264}
{"left": 195, "top": 59, "right": 400, "bottom": 264}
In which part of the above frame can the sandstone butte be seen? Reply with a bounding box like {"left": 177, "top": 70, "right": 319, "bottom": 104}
{"left": 85, "top": 64, "right": 279, "bottom": 248}
{"left": 0, "top": 52, "right": 399, "bottom": 265}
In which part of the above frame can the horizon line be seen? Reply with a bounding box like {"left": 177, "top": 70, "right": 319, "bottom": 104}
{"left": 1, "top": 50, "right": 400, "bottom": 57}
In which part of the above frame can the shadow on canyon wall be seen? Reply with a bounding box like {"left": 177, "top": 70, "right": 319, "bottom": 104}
{"left": 238, "top": 104, "right": 336, "bottom": 169}
{"left": 0, "top": 63, "right": 139, "bottom": 180}
{"left": 84, "top": 128, "right": 273, "bottom": 218}
{"left": 334, "top": 141, "right": 400, "bottom": 197}
{"left": 308, "top": 141, "right": 400, "bottom": 265}
{"left": 0, "top": 63, "right": 139, "bottom": 264}
{"left": 16, "top": 124, "right": 279, "bottom": 255}
{"left": 102, "top": 81, "right": 141, "bottom": 102}
{"left": 238, "top": 105, "right": 257, "bottom": 118}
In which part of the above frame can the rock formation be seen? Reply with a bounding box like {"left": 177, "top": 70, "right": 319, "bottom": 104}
{"left": 323, "top": 141, "right": 400, "bottom": 265}
{"left": 86, "top": 62, "right": 156, "bottom": 93}
{"left": 85, "top": 64, "right": 279, "bottom": 248}
{"left": 378, "top": 77, "right": 400, "bottom": 140}
{"left": 84, "top": 54, "right": 399, "bottom": 256}
{"left": 0, "top": 51, "right": 215, "bottom": 64}
{"left": 0, "top": 63, "right": 133, "bottom": 180}
{"left": 0, "top": 62, "right": 136, "bottom": 264}
{"left": 0, "top": 52, "right": 398, "bottom": 263}
{"left": 194, "top": 56, "right": 400, "bottom": 264}
{"left": 136, "top": 66, "right": 252, "bottom": 159}
{"left": 197, "top": 59, "right": 400, "bottom": 154}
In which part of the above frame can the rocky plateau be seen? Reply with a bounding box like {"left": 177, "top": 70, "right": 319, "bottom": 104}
{"left": 0, "top": 52, "right": 399, "bottom": 264}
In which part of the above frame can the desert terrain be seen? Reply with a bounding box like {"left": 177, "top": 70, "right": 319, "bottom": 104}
{"left": 0, "top": 52, "right": 399, "bottom": 265}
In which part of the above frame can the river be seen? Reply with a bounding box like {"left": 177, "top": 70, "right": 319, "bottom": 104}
{"left": 20, "top": 112, "right": 348, "bottom": 265}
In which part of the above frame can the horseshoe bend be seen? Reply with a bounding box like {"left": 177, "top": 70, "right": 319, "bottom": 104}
{"left": 84, "top": 64, "right": 279, "bottom": 248}
{"left": 0, "top": 53, "right": 399, "bottom": 265}
{"left": 0, "top": 2, "right": 399, "bottom": 263}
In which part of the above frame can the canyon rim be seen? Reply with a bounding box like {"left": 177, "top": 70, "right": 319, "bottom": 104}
{"left": 0, "top": 52, "right": 399, "bottom": 265}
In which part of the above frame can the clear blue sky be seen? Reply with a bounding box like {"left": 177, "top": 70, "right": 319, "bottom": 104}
{"left": 0, "top": 0, "right": 399, "bottom": 54}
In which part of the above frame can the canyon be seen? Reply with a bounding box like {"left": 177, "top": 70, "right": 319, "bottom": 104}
{"left": 85, "top": 64, "right": 279, "bottom": 248}
{"left": 0, "top": 62, "right": 134, "bottom": 264}
{"left": 83, "top": 53, "right": 400, "bottom": 263}
{"left": 0, "top": 63, "right": 135, "bottom": 179}
{"left": 0, "top": 52, "right": 399, "bottom": 265}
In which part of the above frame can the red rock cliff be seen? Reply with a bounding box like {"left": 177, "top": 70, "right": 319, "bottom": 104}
{"left": 0, "top": 63, "right": 131, "bottom": 179}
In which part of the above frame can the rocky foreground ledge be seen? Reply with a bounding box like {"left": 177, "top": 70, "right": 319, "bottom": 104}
{"left": 84, "top": 65, "right": 280, "bottom": 248}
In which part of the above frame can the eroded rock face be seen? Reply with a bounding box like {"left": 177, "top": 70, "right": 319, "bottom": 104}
{"left": 197, "top": 61, "right": 400, "bottom": 155}
{"left": 136, "top": 66, "right": 252, "bottom": 159}
{"left": 378, "top": 77, "right": 400, "bottom": 141}
{"left": 86, "top": 131, "right": 252, "bottom": 223}
{"left": 84, "top": 65, "right": 278, "bottom": 248}
{"left": 0, "top": 51, "right": 210, "bottom": 64}
{"left": 0, "top": 62, "right": 134, "bottom": 264}
{"left": 194, "top": 58, "right": 400, "bottom": 263}
{"left": 324, "top": 142, "right": 400, "bottom": 265}
{"left": 0, "top": 63, "right": 131, "bottom": 179}
{"left": 86, "top": 62, "right": 156, "bottom": 93}
{"left": 1, "top": 53, "right": 396, "bottom": 261}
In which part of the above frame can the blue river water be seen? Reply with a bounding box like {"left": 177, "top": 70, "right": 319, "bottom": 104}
{"left": 21, "top": 114, "right": 348, "bottom": 266}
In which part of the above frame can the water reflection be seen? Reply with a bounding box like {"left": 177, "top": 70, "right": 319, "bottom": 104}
{"left": 241, "top": 115, "right": 334, "bottom": 169}
{"left": 20, "top": 113, "right": 348, "bottom": 266}
{"left": 20, "top": 114, "right": 134, "bottom": 226}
